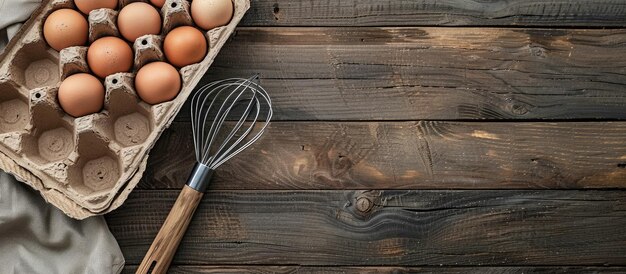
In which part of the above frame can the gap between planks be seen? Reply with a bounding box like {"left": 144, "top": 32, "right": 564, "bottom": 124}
{"left": 122, "top": 265, "right": 626, "bottom": 273}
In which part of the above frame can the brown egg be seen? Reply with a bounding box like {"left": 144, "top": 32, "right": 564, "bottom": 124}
{"left": 58, "top": 73, "right": 105, "bottom": 117}
{"left": 87, "top": 37, "right": 133, "bottom": 78}
{"left": 74, "top": 0, "right": 118, "bottom": 15}
{"left": 163, "top": 26, "right": 207, "bottom": 67}
{"left": 43, "top": 9, "right": 88, "bottom": 51}
{"left": 117, "top": 2, "right": 161, "bottom": 42}
{"left": 149, "top": 0, "right": 166, "bottom": 8}
{"left": 191, "top": 0, "right": 233, "bottom": 30}
{"left": 135, "top": 62, "right": 181, "bottom": 104}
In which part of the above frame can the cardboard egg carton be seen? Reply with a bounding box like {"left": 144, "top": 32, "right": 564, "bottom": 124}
{"left": 0, "top": 0, "right": 249, "bottom": 219}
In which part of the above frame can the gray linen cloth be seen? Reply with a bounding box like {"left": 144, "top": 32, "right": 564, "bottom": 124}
{"left": 0, "top": 1, "right": 125, "bottom": 273}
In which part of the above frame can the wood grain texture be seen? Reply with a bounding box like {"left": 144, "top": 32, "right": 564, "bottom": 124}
{"left": 173, "top": 27, "right": 626, "bottom": 121}
{"left": 138, "top": 121, "right": 626, "bottom": 190}
{"left": 137, "top": 185, "right": 204, "bottom": 274}
{"left": 123, "top": 265, "right": 626, "bottom": 273}
{"left": 239, "top": 0, "right": 626, "bottom": 27}
{"left": 111, "top": 0, "right": 626, "bottom": 271}
{"left": 106, "top": 189, "right": 626, "bottom": 265}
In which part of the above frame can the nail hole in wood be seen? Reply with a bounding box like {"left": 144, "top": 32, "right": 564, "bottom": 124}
{"left": 273, "top": 3, "right": 279, "bottom": 20}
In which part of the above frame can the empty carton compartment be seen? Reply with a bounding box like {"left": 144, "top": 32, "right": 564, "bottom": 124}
{"left": 103, "top": 73, "right": 153, "bottom": 147}
{"left": 112, "top": 109, "right": 152, "bottom": 147}
{"left": 21, "top": 95, "right": 75, "bottom": 165}
{"left": 67, "top": 131, "right": 120, "bottom": 195}
{"left": 0, "top": 80, "right": 29, "bottom": 134}
{"left": 8, "top": 42, "right": 60, "bottom": 89}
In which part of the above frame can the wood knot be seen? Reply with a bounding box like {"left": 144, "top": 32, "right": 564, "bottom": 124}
{"left": 349, "top": 191, "right": 381, "bottom": 218}
{"left": 510, "top": 104, "right": 529, "bottom": 116}
{"left": 529, "top": 45, "right": 547, "bottom": 58}
{"left": 356, "top": 197, "right": 373, "bottom": 213}
{"left": 503, "top": 97, "right": 530, "bottom": 116}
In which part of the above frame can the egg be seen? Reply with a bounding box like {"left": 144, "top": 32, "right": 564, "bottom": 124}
{"left": 87, "top": 37, "right": 133, "bottom": 78}
{"left": 74, "top": 0, "right": 118, "bottom": 15}
{"left": 117, "top": 2, "right": 162, "bottom": 42}
{"left": 58, "top": 73, "right": 105, "bottom": 117}
{"left": 135, "top": 62, "right": 181, "bottom": 104}
{"left": 149, "top": 0, "right": 166, "bottom": 8}
{"left": 43, "top": 9, "right": 88, "bottom": 51}
{"left": 163, "top": 26, "right": 207, "bottom": 67}
{"left": 191, "top": 0, "right": 233, "bottom": 30}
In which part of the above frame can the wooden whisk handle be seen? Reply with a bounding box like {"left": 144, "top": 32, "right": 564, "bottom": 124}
{"left": 136, "top": 185, "right": 204, "bottom": 274}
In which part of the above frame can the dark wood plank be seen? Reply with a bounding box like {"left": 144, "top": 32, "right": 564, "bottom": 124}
{"left": 106, "top": 189, "right": 626, "bottom": 266}
{"left": 122, "top": 265, "right": 626, "bottom": 273}
{"left": 177, "top": 27, "right": 626, "bottom": 121}
{"left": 239, "top": 0, "right": 626, "bottom": 27}
{"left": 122, "top": 265, "right": 294, "bottom": 274}
{"left": 138, "top": 121, "right": 626, "bottom": 190}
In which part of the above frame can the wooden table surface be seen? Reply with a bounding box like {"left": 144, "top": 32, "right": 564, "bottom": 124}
{"left": 106, "top": 1, "right": 626, "bottom": 273}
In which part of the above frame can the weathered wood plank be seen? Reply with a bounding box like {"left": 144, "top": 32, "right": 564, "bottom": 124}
{"left": 122, "top": 265, "right": 626, "bottom": 273}
{"left": 239, "top": 0, "right": 626, "bottom": 27}
{"left": 138, "top": 121, "right": 626, "bottom": 190}
{"left": 177, "top": 27, "right": 626, "bottom": 121}
{"left": 106, "top": 189, "right": 626, "bottom": 265}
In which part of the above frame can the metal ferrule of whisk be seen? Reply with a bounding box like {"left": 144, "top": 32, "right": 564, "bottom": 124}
{"left": 186, "top": 163, "right": 214, "bottom": 192}
{"left": 185, "top": 75, "right": 273, "bottom": 192}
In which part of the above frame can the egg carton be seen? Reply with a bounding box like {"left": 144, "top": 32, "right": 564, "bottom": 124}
{"left": 0, "top": 0, "right": 249, "bottom": 219}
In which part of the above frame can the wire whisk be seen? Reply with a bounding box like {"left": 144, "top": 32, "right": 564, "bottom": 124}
{"left": 138, "top": 76, "right": 272, "bottom": 274}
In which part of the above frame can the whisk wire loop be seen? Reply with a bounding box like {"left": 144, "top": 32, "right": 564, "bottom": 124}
{"left": 189, "top": 76, "right": 272, "bottom": 172}
{"left": 206, "top": 82, "right": 256, "bottom": 164}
